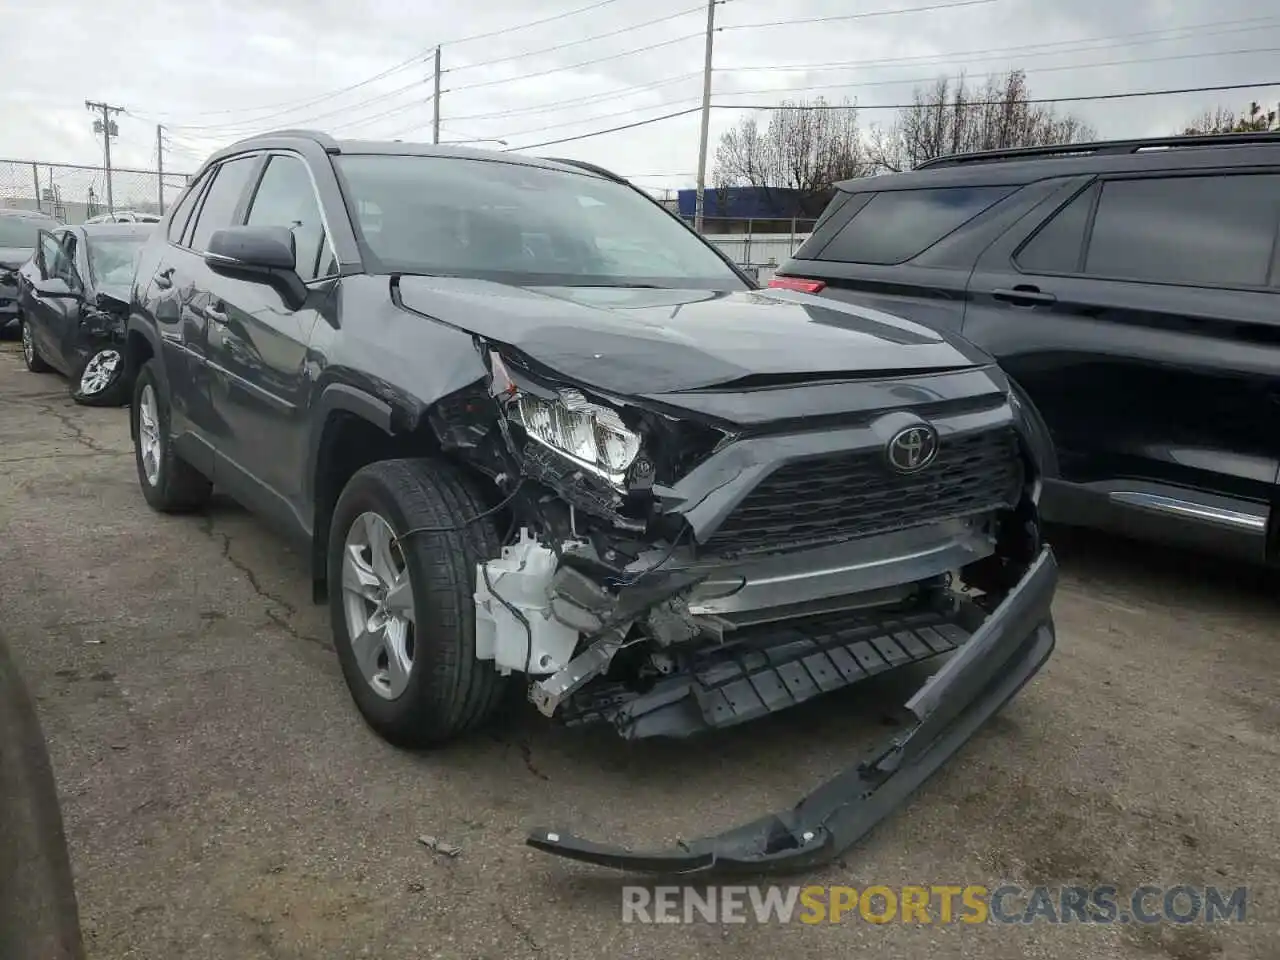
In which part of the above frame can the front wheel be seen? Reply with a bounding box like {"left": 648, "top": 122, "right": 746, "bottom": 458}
{"left": 327, "top": 458, "right": 510, "bottom": 747}
{"left": 131, "top": 359, "right": 212, "bottom": 513}
{"left": 72, "top": 346, "right": 130, "bottom": 407}
{"left": 20, "top": 321, "right": 51, "bottom": 373}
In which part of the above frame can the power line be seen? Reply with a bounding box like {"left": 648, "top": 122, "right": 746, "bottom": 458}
{"left": 717, "top": 79, "right": 1280, "bottom": 110}
{"left": 718, "top": 0, "right": 996, "bottom": 31}
{"left": 130, "top": 0, "right": 629, "bottom": 123}
{"left": 716, "top": 15, "right": 1280, "bottom": 74}
{"left": 504, "top": 79, "right": 1280, "bottom": 151}
{"left": 509, "top": 106, "right": 705, "bottom": 151}
{"left": 440, "top": 72, "right": 702, "bottom": 124}
{"left": 444, "top": 3, "right": 709, "bottom": 75}
{"left": 155, "top": 77, "right": 430, "bottom": 135}
{"left": 444, "top": 32, "right": 703, "bottom": 94}
{"left": 716, "top": 46, "right": 1280, "bottom": 101}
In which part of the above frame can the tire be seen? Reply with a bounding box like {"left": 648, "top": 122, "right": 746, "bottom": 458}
{"left": 72, "top": 346, "right": 130, "bottom": 407}
{"left": 21, "top": 320, "right": 51, "bottom": 373}
{"left": 327, "top": 458, "right": 509, "bottom": 747}
{"left": 131, "top": 358, "right": 212, "bottom": 513}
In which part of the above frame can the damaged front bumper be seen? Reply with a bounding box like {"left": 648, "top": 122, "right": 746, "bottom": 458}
{"left": 527, "top": 544, "right": 1057, "bottom": 874}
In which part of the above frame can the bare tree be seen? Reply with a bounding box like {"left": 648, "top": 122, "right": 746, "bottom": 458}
{"left": 868, "top": 71, "right": 1096, "bottom": 172}
{"left": 1180, "top": 101, "right": 1279, "bottom": 134}
{"left": 712, "top": 97, "right": 872, "bottom": 215}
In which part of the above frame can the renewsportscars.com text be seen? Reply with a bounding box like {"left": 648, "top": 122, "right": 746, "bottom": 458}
{"left": 621, "top": 884, "right": 1248, "bottom": 925}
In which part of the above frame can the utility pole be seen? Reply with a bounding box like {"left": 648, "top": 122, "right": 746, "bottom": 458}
{"left": 155, "top": 124, "right": 165, "bottom": 214}
{"left": 432, "top": 46, "right": 442, "bottom": 145}
{"left": 85, "top": 100, "right": 124, "bottom": 215}
{"left": 693, "top": 0, "right": 717, "bottom": 234}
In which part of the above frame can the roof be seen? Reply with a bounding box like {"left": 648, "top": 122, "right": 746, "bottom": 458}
{"left": 836, "top": 132, "right": 1280, "bottom": 192}
{"left": 206, "top": 128, "right": 603, "bottom": 180}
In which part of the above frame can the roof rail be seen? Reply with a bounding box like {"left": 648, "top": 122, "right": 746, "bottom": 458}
{"left": 231, "top": 129, "right": 341, "bottom": 153}
{"left": 915, "top": 131, "right": 1280, "bottom": 169}
{"left": 541, "top": 157, "right": 628, "bottom": 183}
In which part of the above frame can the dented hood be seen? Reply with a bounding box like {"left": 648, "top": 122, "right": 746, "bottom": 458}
{"left": 394, "top": 277, "right": 988, "bottom": 395}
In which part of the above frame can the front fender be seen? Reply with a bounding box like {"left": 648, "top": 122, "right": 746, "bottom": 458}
{"left": 303, "top": 381, "right": 396, "bottom": 510}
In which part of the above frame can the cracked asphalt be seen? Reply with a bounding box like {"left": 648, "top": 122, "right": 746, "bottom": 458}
{"left": 1, "top": 341, "right": 1277, "bottom": 960}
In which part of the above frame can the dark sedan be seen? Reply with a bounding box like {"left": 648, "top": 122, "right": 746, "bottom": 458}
{"left": 17, "top": 222, "right": 152, "bottom": 406}
{"left": 0, "top": 208, "right": 61, "bottom": 336}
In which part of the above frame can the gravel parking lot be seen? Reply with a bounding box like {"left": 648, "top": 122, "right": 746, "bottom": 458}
{"left": 1, "top": 340, "right": 1276, "bottom": 960}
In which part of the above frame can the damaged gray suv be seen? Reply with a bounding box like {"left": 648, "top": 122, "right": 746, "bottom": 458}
{"left": 125, "top": 130, "right": 1058, "bottom": 872}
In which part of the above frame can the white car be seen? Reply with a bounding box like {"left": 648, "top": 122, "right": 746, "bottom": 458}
{"left": 83, "top": 210, "right": 162, "bottom": 224}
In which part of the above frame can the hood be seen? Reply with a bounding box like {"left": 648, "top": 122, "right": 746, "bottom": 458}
{"left": 394, "top": 278, "right": 989, "bottom": 395}
{"left": 0, "top": 247, "right": 33, "bottom": 271}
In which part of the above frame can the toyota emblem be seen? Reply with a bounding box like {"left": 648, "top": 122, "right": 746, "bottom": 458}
{"left": 886, "top": 424, "right": 939, "bottom": 473}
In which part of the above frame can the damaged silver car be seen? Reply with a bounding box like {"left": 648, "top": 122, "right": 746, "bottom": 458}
{"left": 125, "top": 132, "right": 1057, "bottom": 873}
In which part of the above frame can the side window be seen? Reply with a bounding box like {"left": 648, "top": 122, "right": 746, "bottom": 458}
{"left": 809, "top": 186, "right": 1015, "bottom": 265}
{"left": 167, "top": 169, "right": 210, "bottom": 244}
{"left": 1015, "top": 184, "right": 1097, "bottom": 274}
{"left": 188, "top": 155, "right": 259, "bottom": 253}
{"left": 1084, "top": 175, "right": 1280, "bottom": 288}
{"left": 244, "top": 155, "right": 329, "bottom": 281}
{"left": 58, "top": 232, "right": 83, "bottom": 286}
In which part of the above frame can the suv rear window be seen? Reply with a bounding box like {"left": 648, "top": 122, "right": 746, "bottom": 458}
{"left": 800, "top": 186, "right": 1014, "bottom": 265}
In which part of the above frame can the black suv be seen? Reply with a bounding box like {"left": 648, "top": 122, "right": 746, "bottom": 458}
{"left": 125, "top": 130, "right": 1056, "bottom": 871}
{"left": 773, "top": 132, "right": 1280, "bottom": 564}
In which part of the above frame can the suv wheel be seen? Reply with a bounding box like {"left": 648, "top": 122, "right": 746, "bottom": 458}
{"left": 131, "top": 359, "right": 212, "bottom": 512}
{"left": 72, "top": 347, "right": 129, "bottom": 407}
{"left": 21, "top": 321, "right": 51, "bottom": 373}
{"left": 327, "top": 458, "right": 509, "bottom": 746}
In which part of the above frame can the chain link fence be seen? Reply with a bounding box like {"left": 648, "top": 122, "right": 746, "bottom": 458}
{"left": 684, "top": 215, "right": 817, "bottom": 283}
{"left": 0, "top": 159, "right": 193, "bottom": 224}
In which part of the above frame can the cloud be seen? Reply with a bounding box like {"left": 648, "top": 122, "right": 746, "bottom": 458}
{"left": 2, "top": 0, "right": 1277, "bottom": 201}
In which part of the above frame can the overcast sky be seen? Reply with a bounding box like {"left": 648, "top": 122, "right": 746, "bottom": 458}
{"left": 5, "top": 0, "right": 1279, "bottom": 195}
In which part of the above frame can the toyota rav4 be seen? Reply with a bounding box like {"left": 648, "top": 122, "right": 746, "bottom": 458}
{"left": 124, "top": 130, "right": 1058, "bottom": 872}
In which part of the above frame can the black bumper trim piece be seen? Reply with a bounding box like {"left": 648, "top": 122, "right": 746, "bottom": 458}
{"left": 527, "top": 546, "right": 1057, "bottom": 875}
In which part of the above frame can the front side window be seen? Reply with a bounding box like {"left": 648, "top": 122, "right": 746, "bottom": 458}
{"left": 245, "top": 155, "right": 329, "bottom": 281}
{"left": 333, "top": 155, "right": 747, "bottom": 289}
{"left": 167, "top": 170, "right": 210, "bottom": 243}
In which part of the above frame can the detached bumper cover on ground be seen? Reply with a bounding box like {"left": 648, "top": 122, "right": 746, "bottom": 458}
{"left": 528, "top": 545, "right": 1058, "bottom": 874}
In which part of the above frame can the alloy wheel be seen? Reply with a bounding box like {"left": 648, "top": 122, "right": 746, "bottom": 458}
{"left": 137, "top": 384, "right": 161, "bottom": 486}
{"left": 341, "top": 511, "right": 417, "bottom": 700}
{"left": 80, "top": 349, "right": 122, "bottom": 395}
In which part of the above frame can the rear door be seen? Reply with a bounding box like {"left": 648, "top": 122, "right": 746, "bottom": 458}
{"left": 204, "top": 151, "right": 336, "bottom": 521}
{"left": 965, "top": 171, "right": 1280, "bottom": 525}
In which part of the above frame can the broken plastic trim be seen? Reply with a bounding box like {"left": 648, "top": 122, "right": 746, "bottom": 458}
{"left": 526, "top": 546, "right": 1057, "bottom": 875}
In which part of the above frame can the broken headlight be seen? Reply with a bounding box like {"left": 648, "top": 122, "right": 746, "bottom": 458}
{"left": 514, "top": 388, "right": 641, "bottom": 486}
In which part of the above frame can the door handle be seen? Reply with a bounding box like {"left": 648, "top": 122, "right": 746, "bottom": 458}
{"left": 992, "top": 285, "right": 1056, "bottom": 306}
{"left": 154, "top": 267, "right": 174, "bottom": 290}
{"left": 203, "top": 302, "right": 227, "bottom": 326}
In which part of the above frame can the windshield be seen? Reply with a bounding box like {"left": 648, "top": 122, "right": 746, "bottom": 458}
{"left": 333, "top": 154, "right": 746, "bottom": 290}
{"left": 0, "top": 216, "right": 49, "bottom": 248}
{"left": 87, "top": 236, "right": 147, "bottom": 288}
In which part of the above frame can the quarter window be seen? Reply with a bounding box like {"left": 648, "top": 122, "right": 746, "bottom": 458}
{"left": 807, "top": 186, "right": 1015, "bottom": 264}
{"left": 187, "top": 155, "right": 258, "bottom": 253}
{"left": 1015, "top": 185, "right": 1096, "bottom": 274}
{"left": 167, "top": 169, "right": 211, "bottom": 244}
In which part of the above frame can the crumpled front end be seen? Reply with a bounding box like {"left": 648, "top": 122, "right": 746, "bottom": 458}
{"left": 424, "top": 335, "right": 1055, "bottom": 873}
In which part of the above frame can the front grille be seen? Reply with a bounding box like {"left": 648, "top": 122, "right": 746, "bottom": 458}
{"left": 703, "top": 427, "right": 1023, "bottom": 555}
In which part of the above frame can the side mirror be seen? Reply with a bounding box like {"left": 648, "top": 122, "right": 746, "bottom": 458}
{"left": 32, "top": 277, "right": 82, "bottom": 300}
{"left": 204, "top": 226, "right": 306, "bottom": 308}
